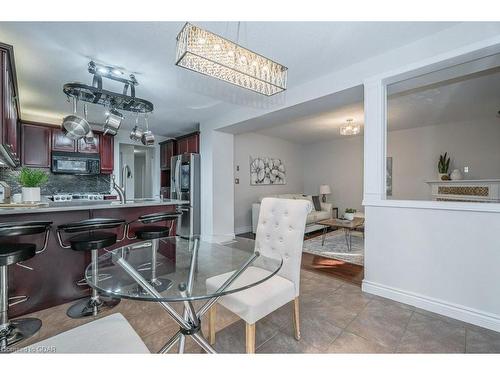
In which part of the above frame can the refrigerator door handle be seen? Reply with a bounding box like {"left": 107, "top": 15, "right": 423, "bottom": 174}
{"left": 175, "top": 159, "right": 181, "bottom": 198}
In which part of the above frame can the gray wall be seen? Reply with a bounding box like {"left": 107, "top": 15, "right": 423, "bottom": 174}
{"left": 302, "top": 135, "right": 364, "bottom": 214}
{"left": 233, "top": 132, "right": 304, "bottom": 234}
{"left": 387, "top": 119, "right": 500, "bottom": 200}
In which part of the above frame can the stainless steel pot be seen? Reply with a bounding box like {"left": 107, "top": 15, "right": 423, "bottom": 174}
{"left": 103, "top": 109, "right": 123, "bottom": 136}
{"left": 129, "top": 125, "right": 144, "bottom": 142}
{"left": 61, "top": 98, "right": 91, "bottom": 140}
{"left": 141, "top": 130, "right": 155, "bottom": 146}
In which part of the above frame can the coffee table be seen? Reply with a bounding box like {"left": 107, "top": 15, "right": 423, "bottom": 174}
{"left": 317, "top": 218, "right": 364, "bottom": 252}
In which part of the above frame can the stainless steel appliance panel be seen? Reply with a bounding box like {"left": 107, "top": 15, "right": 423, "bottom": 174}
{"left": 171, "top": 153, "right": 200, "bottom": 238}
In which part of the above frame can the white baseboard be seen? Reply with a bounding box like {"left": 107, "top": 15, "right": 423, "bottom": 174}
{"left": 362, "top": 280, "right": 500, "bottom": 333}
{"left": 235, "top": 225, "right": 252, "bottom": 235}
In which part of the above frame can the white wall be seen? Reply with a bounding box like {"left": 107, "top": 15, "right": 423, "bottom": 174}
{"left": 303, "top": 135, "right": 364, "bottom": 215}
{"left": 233, "top": 132, "right": 304, "bottom": 234}
{"left": 112, "top": 129, "right": 166, "bottom": 199}
{"left": 363, "top": 40, "right": 500, "bottom": 332}
{"left": 388, "top": 119, "right": 500, "bottom": 200}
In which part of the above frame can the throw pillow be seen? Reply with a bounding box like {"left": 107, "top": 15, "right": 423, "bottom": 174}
{"left": 312, "top": 195, "right": 322, "bottom": 211}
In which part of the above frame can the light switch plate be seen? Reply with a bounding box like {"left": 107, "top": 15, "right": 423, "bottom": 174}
{"left": 464, "top": 166, "right": 469, "bottom": 173}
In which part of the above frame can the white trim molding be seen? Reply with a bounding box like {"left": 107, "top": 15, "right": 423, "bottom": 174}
{"left": 363, "top": 280, "right": 500, "bottom": 333}
{"left": 363, "top": 198, "right": 500, "bottom": 214}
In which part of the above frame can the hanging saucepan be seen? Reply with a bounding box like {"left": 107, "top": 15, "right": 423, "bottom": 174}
{"left": 129, "top": 115, "right": 144, "bottom": 142}
{"left": 141, "top": 115, "right": 155, "bottom": 146}
{"left": 61, "top": 97, "right": 91, "bottom": 140}
{"left": 103, "top": 108, "right": 123, "bottom": 136}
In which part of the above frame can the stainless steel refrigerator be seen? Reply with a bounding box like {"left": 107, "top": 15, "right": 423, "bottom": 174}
{"left": 171, "top": 153, "right": 200, "bottom": 238}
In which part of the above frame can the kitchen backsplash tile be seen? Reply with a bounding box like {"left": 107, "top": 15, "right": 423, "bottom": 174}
{"left": 0, "top": 168, "right": 112, "bottom": 195}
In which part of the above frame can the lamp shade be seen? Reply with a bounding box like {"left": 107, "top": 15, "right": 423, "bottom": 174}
{"left": 319, "top": 185, "right": 331, "bottom": 195}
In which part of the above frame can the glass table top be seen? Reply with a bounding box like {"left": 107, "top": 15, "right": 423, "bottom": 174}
{"left": 85, "top": 236, "right": 283, "bottom": 302}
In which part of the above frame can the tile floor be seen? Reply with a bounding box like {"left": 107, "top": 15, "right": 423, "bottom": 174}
{"left": 15, "top": 268, "right": 500, "bottom": 353}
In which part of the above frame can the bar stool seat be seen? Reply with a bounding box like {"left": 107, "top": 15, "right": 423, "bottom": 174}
{"left": 0, "top": 244, "right": 37, "bottom": 266}
{"left": 68, "top": 232, "right": 117, "bottom": 252}
{"left": 0, "top": 221, "right": 52, "bottom": 352}
{"left": 135, "top": 226, "right": 170, "bottom": 240}
{"left": 57, "top": 218, "right": 126, "bottom": 319}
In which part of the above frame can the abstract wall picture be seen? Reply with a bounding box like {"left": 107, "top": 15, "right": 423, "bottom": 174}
{"left": 386, "top": 156, "right": 393, "bottom": 197}
{"left": 250, "top": 156, "right": 286, "bottom": 185}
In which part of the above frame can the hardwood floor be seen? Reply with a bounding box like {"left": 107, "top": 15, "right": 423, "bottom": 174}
{"left": 236, "top": 228, "right": 364, "bottom": 286}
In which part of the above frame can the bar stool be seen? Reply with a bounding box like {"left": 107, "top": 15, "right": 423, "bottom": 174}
{"left": 126, "top": 211, "right": 182, "bottom": 292}
{"left": 0, "top": 221, "right": 52, "bottom": 351}
{"left": 57, "top": 218, "right": 126, "bottom": 319}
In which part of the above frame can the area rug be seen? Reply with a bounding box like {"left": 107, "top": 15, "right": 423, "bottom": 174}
{"left": 302, "top": 230, "right": 364, "bottom": 266}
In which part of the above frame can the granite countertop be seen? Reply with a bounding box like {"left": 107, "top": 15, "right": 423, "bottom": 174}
{"left": 0, "top": 199, "right": 190, "bottom": 215}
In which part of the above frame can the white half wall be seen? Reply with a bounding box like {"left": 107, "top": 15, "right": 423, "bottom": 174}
{"left": 233, "top": 133, "right": 304, "bottom": 234}
{"left": 363, "top": 40, "right": 500, "bottom": 332}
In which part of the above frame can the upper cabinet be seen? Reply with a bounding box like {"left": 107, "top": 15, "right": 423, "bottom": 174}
{"left": 52, "top": 128, "right": 76, "bottom": 152}
{"left": 0, "top": 43, "right": 21, "bottom": 167}
{"left": 22, "top": 123, "right": 51, "bottom": 168}
{"left": 77, "top": 136, "right": 99, "bottom": 153}
{"left": 160, "top": 139, "right": 176, "bottom": 170}
{"left": 176, "top": 132, "right": 199, "bottom": 155}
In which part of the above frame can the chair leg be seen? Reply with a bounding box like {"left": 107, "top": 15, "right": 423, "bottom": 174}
{"left": 293, "top": 297, "right": 301, "bottom": 340}
{"left": 208, "top": 305, "right": 216, "bottom": 345}
{"left": 245, "top": 322, "right": 255, "bottom": 354}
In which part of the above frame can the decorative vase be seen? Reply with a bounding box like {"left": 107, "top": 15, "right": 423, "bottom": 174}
{"left": 438, "top": 173, "right": 449, "bottom": 181}
{"left": 344, "top": 212, "right": 355, "bottom": 221}
{"left": 22, "top": 187, "right": 41, "bottom": 203}
{"left": 450, "top": 169, "right": 463, "bottom": 181}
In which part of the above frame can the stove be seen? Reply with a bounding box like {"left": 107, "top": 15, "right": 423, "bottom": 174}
{"left": 51, "top": 193, "right": 104, "bottom": 202}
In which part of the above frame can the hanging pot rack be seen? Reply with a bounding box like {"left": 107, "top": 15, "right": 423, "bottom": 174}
{"left": 62, "top": 61, "right": 154, "bottom": 113}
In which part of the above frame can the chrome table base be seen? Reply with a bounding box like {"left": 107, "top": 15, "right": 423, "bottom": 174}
{"left": 114, "top": 239, "right": 260, "bottom": 354}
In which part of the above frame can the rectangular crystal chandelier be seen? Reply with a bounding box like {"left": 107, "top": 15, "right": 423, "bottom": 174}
{"left": 175, "top": 23, "right": 288, "bottom": 96}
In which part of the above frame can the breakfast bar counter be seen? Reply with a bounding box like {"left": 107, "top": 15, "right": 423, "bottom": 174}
{"left": 0, "top": 198, "right": 189, "bottom": 215}
{"left": 2, "top": 199, "right": 189, "bottom": 318}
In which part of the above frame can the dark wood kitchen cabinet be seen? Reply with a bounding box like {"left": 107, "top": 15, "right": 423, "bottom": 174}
{"left": 21, "top": 122, "right": 51, "bottom": 168}
{"left": 77, "top": 135, "right": 99, "bottom": 153}
{"left": 99, "top": 133, "right": 114, "bottom": 174}
{"left": 160, "top": 139, "right": 176, "bottom": 170}
{"left": 51, "top": 127, "right": 76, "bottom": 152}
{"left": 1, "top": 43, "right": 21, "bottom": 165}
{"left": 176, "top": 131, "right": 199, "bottom": 155}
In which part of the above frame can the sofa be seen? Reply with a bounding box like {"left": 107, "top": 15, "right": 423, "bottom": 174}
{"left": 252, "top": 193, "right": 332, "bottom": 234}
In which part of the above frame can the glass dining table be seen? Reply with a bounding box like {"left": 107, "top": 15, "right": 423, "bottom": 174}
{"left": 84, "top": 236, "right": 282, "bottom": 354}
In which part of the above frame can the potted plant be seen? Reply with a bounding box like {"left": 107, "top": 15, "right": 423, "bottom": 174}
{"left": 344, "top": 208, "right": 356, "bottom": 221}
{"left": 438, "top": 152, "right": 451, "bottom": 180}
{"left": 18, "top": 167, "right": 48, "bottom": 203}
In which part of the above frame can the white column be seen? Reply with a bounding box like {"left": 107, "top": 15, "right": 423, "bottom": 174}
{"left": 363, "top": 79, "right": 386, "bottom": 205}
{"left": 200, "top": 126, "right": 235, "bottom": 242}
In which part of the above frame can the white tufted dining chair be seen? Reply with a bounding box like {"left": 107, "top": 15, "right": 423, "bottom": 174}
{"left": 205, "top": 197, "right": 311, "bottom": 353}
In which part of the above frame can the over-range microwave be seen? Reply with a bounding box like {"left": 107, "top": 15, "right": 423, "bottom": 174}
{"left": 51, "top": 151, "right": 100, "bottom": 175}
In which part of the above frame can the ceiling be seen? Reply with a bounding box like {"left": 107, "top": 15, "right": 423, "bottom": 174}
{"left": 0, "top": 22, "right": 458, "bottom": 137}
{"left": 243, "top": 61, "right": 500, "bottom": 144}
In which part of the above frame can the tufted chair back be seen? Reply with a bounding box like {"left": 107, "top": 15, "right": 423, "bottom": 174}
{"left": 254, "top": 197, "right": 312, "bottom": 297}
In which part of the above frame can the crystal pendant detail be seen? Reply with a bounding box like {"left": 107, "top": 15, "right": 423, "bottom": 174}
{"left": 340, "top": 119, "right": 361, "bottom": 136}
{"left": 175, "top": 23, "right": 288, "bottom": 96}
